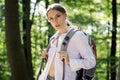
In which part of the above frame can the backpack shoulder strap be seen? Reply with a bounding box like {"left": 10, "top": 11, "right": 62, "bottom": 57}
{"left": 61, "top": 28, "right": 79, "bottom": 80}
{"left": 61, "top": 28, "right": 79, "bottom": 51}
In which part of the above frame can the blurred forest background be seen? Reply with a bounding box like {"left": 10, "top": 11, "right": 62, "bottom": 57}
{"left": 0, "top": 0, "right": 120, "bottom": 80}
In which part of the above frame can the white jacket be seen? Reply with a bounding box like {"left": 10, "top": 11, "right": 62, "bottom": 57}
{"left": 38, "top": 27, "right": 96, "bottom": 80}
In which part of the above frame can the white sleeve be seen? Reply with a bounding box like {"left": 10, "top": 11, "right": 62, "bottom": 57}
{"left": 69, "top": 31, "right": 96, "bottom": 71}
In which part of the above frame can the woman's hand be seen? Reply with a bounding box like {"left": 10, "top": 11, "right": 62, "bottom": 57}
{"left": 41, "top": 49, "right": 48, "bottom": 59}
{"left": 59, "top": 51, "right": 70, "bottom": 64}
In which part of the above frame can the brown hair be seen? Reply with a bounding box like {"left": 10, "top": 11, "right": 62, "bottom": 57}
{"left": 46, "top": 3, "right": 66, "bottom": 17}
{"left": 46, "top": 3, "right": 71, "bottom": 26}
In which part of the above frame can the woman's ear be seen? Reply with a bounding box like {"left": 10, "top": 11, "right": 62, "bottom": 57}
{"left": 64, "top": 13, "right": 67, "bottom": 19}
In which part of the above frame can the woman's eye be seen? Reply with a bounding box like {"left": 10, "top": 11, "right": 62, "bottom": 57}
{"left": 56, "top": 15, "right": 60, "bottom": 18}
{"left": 49, "top": 18, "right": 53, "bottom": 21}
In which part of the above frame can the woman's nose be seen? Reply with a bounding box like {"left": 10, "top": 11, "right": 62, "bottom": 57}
{"left": 54, "top": 17, "right": 58, "bottom": 23}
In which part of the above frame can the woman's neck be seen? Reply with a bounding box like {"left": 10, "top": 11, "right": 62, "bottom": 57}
{"left": 58, "top": 26, "right": 70, "bottom": 35}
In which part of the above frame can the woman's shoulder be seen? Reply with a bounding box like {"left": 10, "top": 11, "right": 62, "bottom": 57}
{"left": 71, "top": 27, "right": 84, "bottom": 36}
{"left": 70, "top": 25, "right": 83, "bottom": 32}
{"left": 69, "top": 27, "right": 87, "bottom": 41}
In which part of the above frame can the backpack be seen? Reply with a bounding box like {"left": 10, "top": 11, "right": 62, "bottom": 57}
{"left": 61, "top": 28, "right": 97, "bottom": 80}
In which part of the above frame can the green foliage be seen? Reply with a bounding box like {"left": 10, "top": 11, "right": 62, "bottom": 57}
{"left": 0, "top": 0, "right": 120, "bottom": 80}
{"left": 0, "top": 0, "right": 11, "bottom": 80}
{"left": 30, "top": 0, "right": 120, "bottom": 80}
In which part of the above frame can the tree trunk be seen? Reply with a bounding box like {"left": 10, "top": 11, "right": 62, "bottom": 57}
{"left": 22, "top": 0, "right": 34, "bottom": 80}
{"left": 5, "top": 0, "right": 29, "bottom": 80}
{"left": 110, "top": 0, "right": 117, "bottom": 80}
{"left": 54, "top": 0, "right": 60, "bottom": 3}
{"left": 117, "top": 57, "right": 120, "bottom": 80}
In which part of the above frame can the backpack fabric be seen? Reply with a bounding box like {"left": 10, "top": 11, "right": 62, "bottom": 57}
{"left": 61, "top": 28, "right": 97, "bottom": 80}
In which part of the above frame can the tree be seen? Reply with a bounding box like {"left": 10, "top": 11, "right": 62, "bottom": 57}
{"left": 110, "top": 0, "right": 117, "bottom": 80}
{"left": 117, "top": 57, "right": 120, "bottom": 80}
{"left": 54, "top": 0, "right": 60, "bottom": 3}
{"left": 22, "top": 0, "right": 34, "bottom": 80}
{"left": 5, "top": 0, "right": 29, "bottom": 80}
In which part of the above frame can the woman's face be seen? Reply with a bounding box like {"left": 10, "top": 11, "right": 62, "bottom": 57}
{"left": 47, "top": 9, "right": 67, "bottom": 31}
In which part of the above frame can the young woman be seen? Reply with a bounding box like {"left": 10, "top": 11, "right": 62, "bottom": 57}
{"left": 38, "top": 3, "right": 96, "bottom": 80}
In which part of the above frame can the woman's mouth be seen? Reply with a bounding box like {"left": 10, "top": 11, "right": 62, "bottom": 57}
{"left": 55, "top": 24, "right": 60, "bottom": 27}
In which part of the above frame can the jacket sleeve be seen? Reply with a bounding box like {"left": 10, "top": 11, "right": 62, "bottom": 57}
{"left": 69, "top": 31, "right": 96, "bottom": 71}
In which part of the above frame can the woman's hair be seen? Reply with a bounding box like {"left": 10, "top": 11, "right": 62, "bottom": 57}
{"left": 46, "top": 3, "right": 66, "bottom": 17}
{"left": 46, "top": 3, "right": 71, "bottom": 26}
